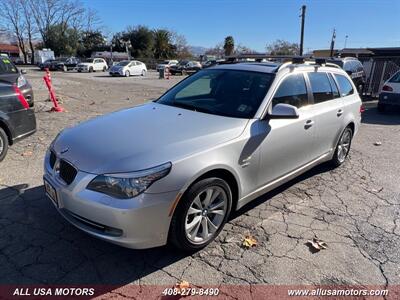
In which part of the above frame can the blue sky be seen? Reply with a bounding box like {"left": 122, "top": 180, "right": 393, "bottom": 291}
{"left": 82, "top": 0, "right": 400, "bottom": 52}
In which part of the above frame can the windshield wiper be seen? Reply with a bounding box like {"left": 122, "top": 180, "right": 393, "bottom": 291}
{"left": 171, "top": 101, "right": 213, "bottom": 114}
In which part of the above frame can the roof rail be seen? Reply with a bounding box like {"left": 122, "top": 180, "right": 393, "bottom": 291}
{"left": 222, "top": 54, "right": 341, "bottom": 70}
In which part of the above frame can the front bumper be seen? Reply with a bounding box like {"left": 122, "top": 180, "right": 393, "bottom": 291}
{"left": 109, "top": 70, "right": 123, "bottom": 76}
{"left": 43, "top": 151, "right": 178, "bottom": 249}
{"left": 379, "top": 92, "right": 400, "bottom": 106}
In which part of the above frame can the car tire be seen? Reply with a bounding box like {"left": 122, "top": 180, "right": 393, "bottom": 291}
{"left": 330, "top": 126, "right": 353, "bottom": 168}
{"left": 141, "top": 69, "right": 146, "bottom": 76}
{"left": 377, "top": 103, "right": 386, "bottom": 113}
{"left": 89, "top": 67, "right": 93, "bottom": 73}
{"left": 125, "top": 71, "right": 130, "bottom": 77}
{"left": 0, "top": 127, "right": 9, "bottom": 162}
{"left": 103, "top": 66, "right": 107, "bottom": 72}
{"left": 169, "top": 177, "right": 232, "bottom": 251}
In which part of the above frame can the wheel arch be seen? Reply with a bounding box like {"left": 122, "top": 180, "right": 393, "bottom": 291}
{"left": 0, "top": 119, "right": 13, "bottom": 145}
{"left": 169, "top": 166, "right": 241, "bottom": 217}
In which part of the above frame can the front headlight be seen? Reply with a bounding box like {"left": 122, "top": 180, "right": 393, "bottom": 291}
{"left": 87, "top": 162, "right": 172, "bottom": 199}
{"left": 17, "top": 75, "right": 27, "bottom": 87}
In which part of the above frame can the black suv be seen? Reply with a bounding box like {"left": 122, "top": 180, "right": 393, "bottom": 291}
{"left": 328, "top": 57, "right": 366, "bottom": 93}
{"left": 0, "top": 82, "right": 36, "bottom": 161}
{"left": 0, "top": 56, "right": 34, "bottom": 107}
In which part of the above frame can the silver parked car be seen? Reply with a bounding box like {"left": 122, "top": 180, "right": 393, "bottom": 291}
{"left": 44, "top": 59, "right": 362, "bottom": 250}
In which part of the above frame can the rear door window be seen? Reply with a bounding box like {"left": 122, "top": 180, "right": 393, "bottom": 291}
{"left": 308, "top": 72, "right": 334, "bottom": 103}
{"left": 327, "top": 73, "right": 340, "bottom": 98}
{"left": 272, "top": 73, "right": 309, "bottom": 108}
{"left": 334, "top": 74, "right": 354, "bottom": 97}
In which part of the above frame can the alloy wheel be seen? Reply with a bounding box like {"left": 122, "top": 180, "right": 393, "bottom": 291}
{"left": 185, "top": 186, "right": 228, "bottom": 244}
{"left": 337, "top": 128, "right": 352, "bottom": 163}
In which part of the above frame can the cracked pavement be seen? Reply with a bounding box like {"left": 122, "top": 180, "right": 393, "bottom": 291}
{"left": 0, "top": 68, "right": 399, "bottom": 298}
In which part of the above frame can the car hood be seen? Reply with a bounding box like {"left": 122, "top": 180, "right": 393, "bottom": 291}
{"left": 53, "top": 102, "right": 248, "bottom": 174}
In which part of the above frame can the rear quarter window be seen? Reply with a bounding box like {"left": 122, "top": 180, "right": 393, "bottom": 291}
{"left": 334, "top": 74, "right": 354, "bottom": 97}
{"left": 389, "top": 71, "right": 400, "bottom": 83}
{"left": 0, "top": 58, "right": 17, "bottom": 74}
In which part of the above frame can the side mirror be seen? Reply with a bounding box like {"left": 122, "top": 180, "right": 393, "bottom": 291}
{"left": 20, "top": 69, "right": 27, "bottom": 74}
{"left": 268, "top": 103, "right": 299, "bottom": 119}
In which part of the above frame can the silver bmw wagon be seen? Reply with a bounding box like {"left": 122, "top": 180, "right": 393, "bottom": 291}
{"left": 44, "top": 59, "right": 362, "bottom": 250}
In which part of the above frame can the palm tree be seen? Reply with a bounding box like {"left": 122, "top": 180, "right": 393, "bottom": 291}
{"left": 153, "top": 29, "right": 174, "bottom": 59}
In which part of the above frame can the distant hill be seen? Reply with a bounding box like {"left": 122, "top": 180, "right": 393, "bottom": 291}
{"left": 189, "top": 46, "right": 208, "bottom": 56}
{"left": 0, "top": 31, "right": 15, "bottom": 44}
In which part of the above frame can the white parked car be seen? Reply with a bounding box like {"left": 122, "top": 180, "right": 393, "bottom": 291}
{"left": 76, "top": 58, "right": 108, "bottom": 73}
{"left": 378, "top": 70, "right": 400, "bottom": 112}
{"left": 156, "top": 60, "right": 178, "bottom": 71}
{"left": 109, "top": 60, "right": 147, "bottom": 77}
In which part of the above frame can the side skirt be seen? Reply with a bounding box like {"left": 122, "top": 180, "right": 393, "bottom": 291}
{"left": 236, "top": 151, "right": 332, "bottom": 210}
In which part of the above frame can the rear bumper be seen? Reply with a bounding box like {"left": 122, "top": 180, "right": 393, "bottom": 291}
{"left": 20, "top": 84, "right": 34, "bottom": 107}
{"left": 379, "top": 92, "right": 400, "bottom": 106}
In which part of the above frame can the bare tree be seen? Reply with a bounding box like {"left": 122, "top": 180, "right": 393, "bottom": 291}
{"left": 28, "top": 0, "right": 87, "bottom": 46}
{"left": 0, "top": 0, "right": 29, "bottom": 62}
{"left": 20, "top": 0, "right": 38, "bottom": 64}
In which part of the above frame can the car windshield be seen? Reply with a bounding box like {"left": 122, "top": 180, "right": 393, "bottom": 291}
{"left": 85, "top": 59, "right": 94, "bottom": 63}
{"left": 0, "top": 57, "right": 17, "bottom": 74}
{"left": 117, "top": 61, "right": 130, "bottom": 66}
{"left": 157, "top": 69, "right": 275, "bottom": 118}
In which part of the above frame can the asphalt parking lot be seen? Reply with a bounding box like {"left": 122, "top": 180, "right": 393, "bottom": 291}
{"left": 0, "top": 67, "right": 399, "bottom": 298}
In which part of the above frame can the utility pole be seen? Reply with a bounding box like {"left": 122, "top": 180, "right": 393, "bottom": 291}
{"left": 329, "top": 29, "right": 336, "bottom": 57}
{"left": 299, "top": 5, "right": 306, "bottom": 56}
{"left": 344, "top": 35, "right": 348, "bottom": 48}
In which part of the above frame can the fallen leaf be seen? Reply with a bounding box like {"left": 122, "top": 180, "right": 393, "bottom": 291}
{"left": 371, "top": 187, "right": 383, "bottom": 193}
{"left": 374, "top": 141, "right": 382, "bottom": 146}
{"left": 361, "top": 175, "right": 367, "bottom": 180}
{"left": 21, "top": 151, "right": 33, "bottom": 157}
{"left": 175, "top": 280, "right": 190, "bottom": 290}
{"left": 89, "top": 101, "right": 96, "bottom": 105}
{"left": 306, "top": 238, "right": 328, "bottom": 252}
{"left": 242, "top": 235, "right": 258, "bottom": 248}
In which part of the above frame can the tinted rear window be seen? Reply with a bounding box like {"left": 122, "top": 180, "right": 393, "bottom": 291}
{"left": 334, "top": 74, "right": 354, "bottom": 97}
{"left": 0, "top": 58, "right": 17, "bottom": 74}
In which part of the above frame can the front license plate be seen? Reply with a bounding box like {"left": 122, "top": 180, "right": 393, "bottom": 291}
{"left": 44, "top": 179, "right": 58, "bottom": 207}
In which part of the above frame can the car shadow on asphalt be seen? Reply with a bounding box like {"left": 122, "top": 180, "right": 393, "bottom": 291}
{"left": 231, "top": 161, "right": 335, "bottom": 219}
{"left": 0, "top": 184, "right": 189, "bottom": 288}
{"left": 0, "top": 160, "right": 338, "bottom": 288}
{"left": 361, "top": 107, "right": 400, "bottom": 125}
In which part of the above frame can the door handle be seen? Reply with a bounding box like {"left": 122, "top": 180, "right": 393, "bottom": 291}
{"left": 304, "top": 120, "right": 314, "bottom": 129}
{"left": 337, "top": 109, "right": 344, "bottom": 117}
